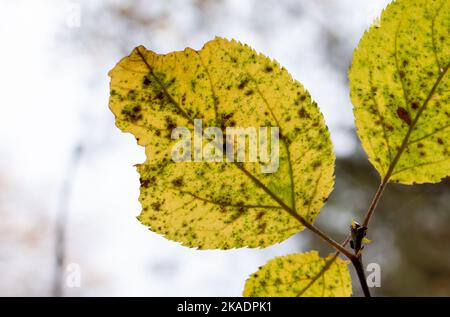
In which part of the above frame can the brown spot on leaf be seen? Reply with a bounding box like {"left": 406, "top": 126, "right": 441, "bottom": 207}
{"left": 171, "top": 176, "right": 184, "bottom": 187}
{"left": 121, "top": 107, "right": 143, "bottom": 122}
{"left": 298, "top": 108, "right": 310, "bottom": 118}
{"left": 256, "top": 212, "right": 265, "bottom": 220}
{"left": 165, "top": 116, "right": 177, "bottom": 131}
{"left": 396, "top": 107, "right": 411, "bottom": 125}
{"left": 258, "top": 222, "right": 267, "bottom": 234}
{"left": 264, "top": 66, "right": 273, "bottom": 73}
{"left": 140, "top": 177, "right": 150, "bottom": 188}
{"left": 143, "top": 77, "right": 151, "bottom": 86}
{"left": 238, "top": 78, "right": 249, "bottom": 89}
{"left": 245, "top": 89, "right": 254, "bottom": 96}
{"left": 156, "top": 92, "right": 164, "bottom": 101}
{"left": 151, "top": 201, "right": 161, "bottom": 211}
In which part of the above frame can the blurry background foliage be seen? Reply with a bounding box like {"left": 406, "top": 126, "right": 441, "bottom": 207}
{"left": 0, "top": 0, "right": 448, "bottom": 296}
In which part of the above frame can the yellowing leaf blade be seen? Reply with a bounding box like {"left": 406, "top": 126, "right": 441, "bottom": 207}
{"left": 243, "top": 251, "right": 352, "bottom": 297}
{"left": 350, "top": 0, "right": 450, "bottom": 184}
{"left": 108, "top": 37, "right": 335, "bottom": 249}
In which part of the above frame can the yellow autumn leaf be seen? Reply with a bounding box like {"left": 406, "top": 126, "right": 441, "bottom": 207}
{"left": 350, "top": 0, "right": 449, "bottom": 184}
{"left": 108, "top": 37, "right": 335, "bottom": 249}
{"left": 243, "top": 251, "right": 352, "bottom": 297}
